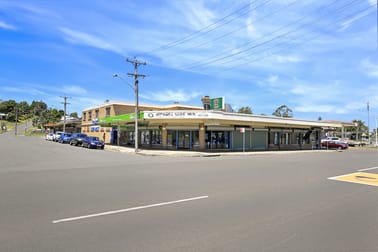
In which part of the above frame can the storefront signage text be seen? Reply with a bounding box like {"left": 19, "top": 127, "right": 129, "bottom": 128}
{"left": 145, "top": 111, "right": 209, "bottom": 119}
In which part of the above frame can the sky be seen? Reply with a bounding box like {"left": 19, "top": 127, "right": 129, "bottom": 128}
{"left": 0, "top": 0, "right": 377, "bottom": 123}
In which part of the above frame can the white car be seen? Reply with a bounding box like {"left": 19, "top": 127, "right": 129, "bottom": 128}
{"left": 45, "top": 133, "right": 54, "bottom": 141}
{"left": 53, "top": 131, "right": 64, "bottom": 142}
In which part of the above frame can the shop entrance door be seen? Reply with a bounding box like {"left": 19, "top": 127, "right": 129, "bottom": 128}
{"left": 178, "top": 131, "right": 190, "bottom": 149}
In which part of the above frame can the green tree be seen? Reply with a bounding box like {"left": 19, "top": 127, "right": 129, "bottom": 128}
{"left": 30, "top": 100, "right": 48, "bottom": 116}
{"left": 0, "top": 99, "right": 17, "bottom": 114}
{"left": 70, "top": 112, "right": 79, "bottom": 118}
{"left": 238, "top": 106, "right": 253, "bottom": 114}
{"left": 272, "top": 105, "right": 293, "bottom": 118}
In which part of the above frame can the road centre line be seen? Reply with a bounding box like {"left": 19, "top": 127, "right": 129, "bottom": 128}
{"left": 52, "top": 195, "right": 209, "bottom": 224}
{"left": 358, "top": 166, "right": 378, "bottom": 172}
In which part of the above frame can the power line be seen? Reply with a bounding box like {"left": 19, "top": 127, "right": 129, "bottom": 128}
{"left": 181, "top": 0, "right": 367, "bottom": 70}
{"left": 141, "top": 0, "right": 260, "bottom": 55}
{"left": 204, "top": 2, "right": 377, "bottom": 78}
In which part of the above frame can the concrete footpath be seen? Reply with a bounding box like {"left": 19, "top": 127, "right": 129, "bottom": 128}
{"left": 105, "top": 144, "right": 335, "bottom": 157}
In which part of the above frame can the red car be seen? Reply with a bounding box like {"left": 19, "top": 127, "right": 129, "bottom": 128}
{"left": 321, "top": 140, "right": 348, "bottom": 149}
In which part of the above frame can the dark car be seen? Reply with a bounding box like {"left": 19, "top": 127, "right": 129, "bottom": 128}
{"left": 321, "top": 140, "right": 348, "bottom": 149}
{"left": 58, "top": 133, "right": 72, "bottom": 144}
{"left": 69, "top": 133, "right": 88, "bottom": 146}
{"left": 82, "top": 136, "right": 105, "bottom": 149}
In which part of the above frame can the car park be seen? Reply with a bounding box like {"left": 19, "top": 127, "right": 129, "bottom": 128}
{"left": 321, "top": 140, "right": 348, "bottom": 149}
{"left": 58, "top": 133, "right": 72, "bottom": 144}
{"left": 69, "top": 133, "right": 88, "bottom": 146}
{"left": 82, "top": 136, "right": 105, "bottom": 149}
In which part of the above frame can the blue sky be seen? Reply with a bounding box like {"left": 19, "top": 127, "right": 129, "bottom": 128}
{"left": 0, "top": 0, "right": 377, "bottom": 122}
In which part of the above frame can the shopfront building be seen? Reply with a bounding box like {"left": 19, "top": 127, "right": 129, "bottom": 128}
{"left": 82, "top": 102, "right": 342, "bottom": 152}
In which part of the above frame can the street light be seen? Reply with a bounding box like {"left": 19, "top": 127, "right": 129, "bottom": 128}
{"left": 113, "top": 73, "right": 139, "bottom": 152}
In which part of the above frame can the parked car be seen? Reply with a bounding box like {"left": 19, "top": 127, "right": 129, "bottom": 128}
{"left": 346, "top": 140, "right": 367, "bottom": 147}
{"left": 45, "top": 133, "right": 54, "bottom": 141}
{"left": 53, "top": 131, "right": 64, "bottom": 142}
{"left": 59, "top": 133, "right": 72, "bottom": 144}
{"left": 69, "top": 133, "right": 88, "bottom": 146}
{"left": 321, "top": 140, "right": 348, "bottom": 149}
{"left": 82, "top": 136, "right": 105, "bottom": 149}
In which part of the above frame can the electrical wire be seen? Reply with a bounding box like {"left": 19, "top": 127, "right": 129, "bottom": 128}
{"left": 181, "top": 0, "right": 368, "bottom": 70}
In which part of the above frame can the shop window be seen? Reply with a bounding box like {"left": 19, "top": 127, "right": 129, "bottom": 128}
{"left": 281, "top": 132, "right": 291, "bottom": 145}
{"left": 205, "top": 131, "right": 229, "bottom": 149}
{"left": 151, "top": 130, "right": 162, "bottom": 144}
{"left": 167, "top": 130, "right": 177, "bottom": 148}
{"left": 269, "top": 132, "right": 280, "bottom": 145}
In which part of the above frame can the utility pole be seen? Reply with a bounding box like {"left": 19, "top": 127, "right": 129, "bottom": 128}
{"left": 126, "top": 56, "right": 146, "bottom": 152}
{"left": 14, "top": 107, "right": 18, "bottom": 136}
{"left": 367, "top": 101, "right": 370, "bottom": 144}
{"left": 61, "top": 96, "right": 71, "bottom": 132}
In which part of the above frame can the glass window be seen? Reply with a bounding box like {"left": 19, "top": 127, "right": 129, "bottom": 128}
{"left": 281, "top": 132, "right": 291, "bottom": 145}
{"left": 167, "top": 130, "right": 177, "bottom": 148}
{"left": 83, "top": 112, "right": 86, "bottom": 121}
{"left": 95, "top": 109, "right": 99, "bottom": 118}
{"left": 106, "top": 107, "right": 111, "bottom": 117}
{"left": 88, "top": 111, "right": 92, "bottom": 121}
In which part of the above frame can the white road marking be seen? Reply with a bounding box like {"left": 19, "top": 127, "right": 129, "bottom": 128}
{"left": 358, "top": 166, "right": 378, "bottom": 172}
{"left": 52, "top": 195, "right": 209, "bottom": 224}
{"left": 327, "top": 172, "right": 360, "bottom": 180}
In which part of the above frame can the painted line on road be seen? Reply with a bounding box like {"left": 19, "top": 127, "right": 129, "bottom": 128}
{"left": 52, "top": 195, "right": 209, "bottom": 224}
{"left": 358, "top": 166, "right": 378, "bottom": 172}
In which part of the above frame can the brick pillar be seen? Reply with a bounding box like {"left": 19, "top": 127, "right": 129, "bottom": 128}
{"left": 162, "top": 123, "right": 167, "bottom": 148}
{"left": 199, "top": 123, "right": 206, "bottom": 150}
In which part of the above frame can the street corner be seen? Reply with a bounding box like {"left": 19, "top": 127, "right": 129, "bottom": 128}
{"left": 328, "top": 172, "right": 378, "bottom": 187}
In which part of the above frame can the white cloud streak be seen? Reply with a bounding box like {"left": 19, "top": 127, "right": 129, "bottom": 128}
{"left": 361, "top": 58, "right": 378, "bottom": 77}
{"left": 0, "top": 21, "right": 17, "bottom": 30}
{"left": 59, "top": 27, "right": 123, "bottom": 54}
{"left": 140, "top": 89, "right": 202, "bottom": 103}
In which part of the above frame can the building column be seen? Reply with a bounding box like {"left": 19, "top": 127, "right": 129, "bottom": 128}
{"left": 162, "top": 123, "right": 167, "bottom": 148}
{"left": 199, "top": 123, "right": 206, "bottom": 150}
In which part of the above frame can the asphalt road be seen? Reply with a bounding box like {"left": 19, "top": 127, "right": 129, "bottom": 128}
{"left": 1, "top": 131, "right": 378, "bottom": 252}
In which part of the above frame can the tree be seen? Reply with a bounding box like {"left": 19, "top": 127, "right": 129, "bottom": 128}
{"left": 347, "top": 119, "right": 368, "bottom": 140}
{"left": 30, "top": 100, "right": 47, "bottom": 116}
{"left": 238, "top": 106, "right": 253, "bottom": 114}
{"left": 272, "top": 105, "right": 293, "bottom": 118}
{"left": 70, "top": 112, "right": 79, "bottom": 118}
{"left": 0, "top": 99, "right": 17, "bottom": 114}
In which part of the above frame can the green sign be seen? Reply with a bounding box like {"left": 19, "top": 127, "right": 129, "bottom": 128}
{"left": 99, "top": 112, "right": 144, "bottom": 124}
{"left": 210, "top": 97, "right": 224, "bottom": 110}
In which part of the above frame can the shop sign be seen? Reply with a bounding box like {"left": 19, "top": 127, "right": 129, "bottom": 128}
{"left": 210, "top": 97, "right": 224, "bottom": 110}
{"left": 144, "top": 111, "right": 209, "bottom": 119}
{"left": 99, "top": 112, "right": 144, "bottom": 123}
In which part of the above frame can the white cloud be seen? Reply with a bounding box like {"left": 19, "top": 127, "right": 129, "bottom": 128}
{"left": 273, "top": 55, "right": 302, "bottom": 63}
{"left": 140, "top": 89, "right": 201, "bottom": 103}
{"left": 246, "top": 17, "right": 260, "bottom": 38}
{"left": 257, "top": 75, "right": 280, "bottom": 88}
{"left": 361, "top": 58, "right": 378, "bottom": 77}
{"left": 62, "top": 85, "right": 87, "bottom": 95}
{"left": 1, "top": 86, "right": 47, "bottom": 96}
{"left": 59, "top": 27, "right": 122, "bottom": 54}
{"left": 0, "top": 21, "right": 17, "bottom": 30}
{"left": 176, "top": 1, "right": 215, "bottom": 30}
